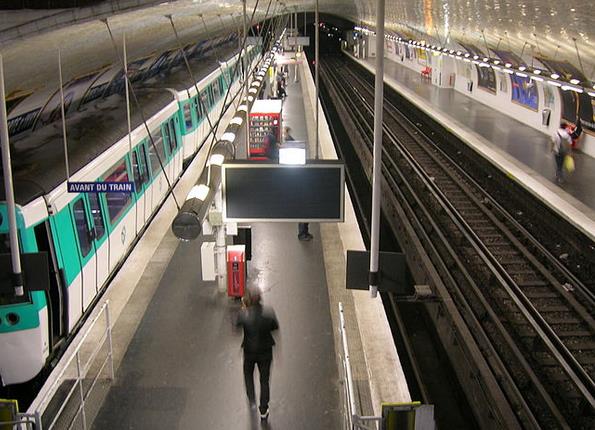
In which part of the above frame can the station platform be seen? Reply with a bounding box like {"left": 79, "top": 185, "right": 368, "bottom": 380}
{"left": 83, "top": 53, "right": 410, "bottom": 429}
{"left": 351, "top": 53, "right": 595, "bottom": 241}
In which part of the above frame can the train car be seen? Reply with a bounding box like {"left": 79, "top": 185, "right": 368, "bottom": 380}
{"left": 176, "top": 46, "right": 260, "bottom": 160}
{"left": 0, "top": 42, "right": 258, "bottom": 388}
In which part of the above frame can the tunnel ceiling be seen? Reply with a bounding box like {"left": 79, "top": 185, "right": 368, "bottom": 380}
{"left": 0, "top": 0, "right": 593, "bottom": 96}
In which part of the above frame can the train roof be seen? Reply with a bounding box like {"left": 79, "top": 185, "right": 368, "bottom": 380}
{"left": 0, "top": 45, "right": 239, "bottom": 207}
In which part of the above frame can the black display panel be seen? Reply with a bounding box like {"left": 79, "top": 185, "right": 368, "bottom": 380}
{"left": 223, "top": 162, "right": 344, "bottom": 222}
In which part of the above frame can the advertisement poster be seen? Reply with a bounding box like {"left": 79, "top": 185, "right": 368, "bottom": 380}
{"left": 510, "top": 74, "right": 539, "bottom": 110}
{"left": 538, "top": 58, "right": 594, "bottom": 133}
{"left": 459, "top": 41, "right": 496, "bottom": 93}
{"left": 492, "top": 49, "right": 539, "bottom": 110}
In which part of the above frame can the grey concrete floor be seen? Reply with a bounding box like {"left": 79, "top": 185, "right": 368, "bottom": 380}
{"left": 91, "top": 222, "right": 342, "bottom": 430}
{"left": 91, "top": 74, "right": 342, "bottom": 429}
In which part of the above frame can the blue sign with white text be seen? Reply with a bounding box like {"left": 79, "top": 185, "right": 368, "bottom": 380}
{"left": 68, "top": 182, "right": 135, "bottom": 193}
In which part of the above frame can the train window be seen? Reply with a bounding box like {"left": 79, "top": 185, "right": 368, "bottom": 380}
{"left": 163, "top": 122, "right": 174, "bottom": 153}
{"left": 200, "top": 92, "right": 209, "bottom": 111}
{"left": 198, "top": 97, "right": 202, "bottom": 118}
{"left": 140, "top": 144, "right": 150, "bottom": 182}
{"left": 0, "top": 233, "right": 11, "bottom": 253}
{"left": 194, "top": 97, "right": 201, "bottom": 120}
{"left": 132, "top": 152, "right": 142, "bottom": 186}
{"left": 73, "top": 199, "right": 92, "bottom": 257}
{"left": 168, "top": 119, "right": 178, "bottom": 149}
{"left": 183, "top": 102, "right": 193, "bottom": 131}
{"left": 88, "top": 193, "right": 105, "bottom": 240}
{"left": 212, "top": 80, "right": 220, "bottom": 100}
{"left": 148, "top": 132, "right": 166, "bottom": 175}
{"left": 104, "top": 160, "right": 132, "bottom": 224}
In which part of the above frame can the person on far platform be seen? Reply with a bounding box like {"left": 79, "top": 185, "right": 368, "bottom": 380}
{"left": 551, "top": 121, "right": 572, "bottom": 184}
{"left": 284, "top": 126, "right": 314, "bottom": 241}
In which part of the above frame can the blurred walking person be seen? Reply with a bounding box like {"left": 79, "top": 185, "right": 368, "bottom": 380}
{"left": 551, "top": 122, "right": 572, "bottom": 184}
{"left": 235, "top": 288, "right": 279, "bottom": 420}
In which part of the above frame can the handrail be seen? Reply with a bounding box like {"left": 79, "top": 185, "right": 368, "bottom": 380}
{"left": 25, "top": 300, "right": 114, "bottom": 430}
{"left": 338, "top": 302, "right": 383, "bottom": 430}
{"left": 339, "top": 302, "right": 357, "bottom": 425}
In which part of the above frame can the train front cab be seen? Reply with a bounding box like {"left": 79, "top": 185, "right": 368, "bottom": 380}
{"left": 0, "top": 202, "right": 52, "bottom": 386}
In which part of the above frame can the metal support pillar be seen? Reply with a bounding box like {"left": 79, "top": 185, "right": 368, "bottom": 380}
{"left": 243, "top": 0, "right": 250, "bottom": 159}
{"left": 369, "top": 0, "right": 385, "bottom": 297}
{"left": 0, "top": 55, "right": 23, "bottom": 297}
{"left": 315, "top": 0, "right": 319, "bottom": 159}
{"left": 214, "top": 186, "right": 227, "bottom": 293}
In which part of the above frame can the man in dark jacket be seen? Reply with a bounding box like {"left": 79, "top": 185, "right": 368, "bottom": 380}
{"left": 264, "top": 131, "right": 278, "bottom": 161}
{"left": 235, "top": 289, "right": 279, "bottom": 420}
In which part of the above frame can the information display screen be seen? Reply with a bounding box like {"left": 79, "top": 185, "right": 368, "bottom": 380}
{"left": 222, "top": 161, "right": 344, "bottom": 222}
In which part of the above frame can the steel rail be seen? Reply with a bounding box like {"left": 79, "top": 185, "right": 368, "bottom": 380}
{"left": 321, "top": 55, "right": 595, "bottom": 428}
{"left": 336, "top": 58, "right": 595, "bottom": 407}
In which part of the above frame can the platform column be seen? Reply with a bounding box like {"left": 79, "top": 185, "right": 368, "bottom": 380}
{"left": 214, "top": 185, "right": 227, "bottom": 293}
{"left": 369, "top": 0, "right": 385, "bottom": 297}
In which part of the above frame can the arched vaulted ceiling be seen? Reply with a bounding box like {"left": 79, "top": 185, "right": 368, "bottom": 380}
{"left": 0, "top": 0, "right": 592, "bottom": 96}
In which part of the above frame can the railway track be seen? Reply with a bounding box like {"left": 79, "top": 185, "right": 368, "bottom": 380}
{"left": 320, "top": 54, "right": 595, "bottom": 429}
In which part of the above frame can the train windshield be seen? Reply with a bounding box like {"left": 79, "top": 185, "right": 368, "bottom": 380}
{"left": 0, "top": 233, "right": 10, "bottom": 253}
{"left": 0, "top": 233, "right": 31, "bottom": 305}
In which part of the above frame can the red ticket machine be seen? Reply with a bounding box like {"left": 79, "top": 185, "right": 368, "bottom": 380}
{"left": 249, "top": 99, "right": 283, "bottom": 159}
{"left": 227, "top": 245, "right": 246, "bottom": 298}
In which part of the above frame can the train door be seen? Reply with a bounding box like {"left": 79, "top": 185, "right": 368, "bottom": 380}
{"left": 103, "top": 158, "right": 135, "bottom": 271}
{"left": 33, "top": 221, "right": 67, "bottom": 348}
{"left": 70, "top": 197, "right": 97, "bottom": 311}
{"left": 88, "top": 192, "right": 109, "bottom": 289}
{"left": 161, "top": 125, "right": 174, "bottom": 185}
{"left": 174, "top": 117, "right": 183, "bottom": 174}
{"left": 138, "top": 141, "right": 153, "bottom": 222}
{"left": 131, "top": 146, "right": 147, "bottom": 229}
{"left": 164, "top": 117, "right": 181, "bottom": 179}
{"left": 147, "top": 131, "right": 167, "bottom": 210}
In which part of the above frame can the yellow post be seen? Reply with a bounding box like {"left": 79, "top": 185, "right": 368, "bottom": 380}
{"left": 0, "top": 399, "right": 19, "bottom": 430}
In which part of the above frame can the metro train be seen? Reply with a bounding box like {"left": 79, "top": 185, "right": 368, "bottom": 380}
{"left": 0, "top": 40, "right": 259, "bottom": 387}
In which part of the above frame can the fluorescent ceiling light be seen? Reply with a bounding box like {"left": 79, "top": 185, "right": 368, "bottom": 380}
{"left": 221, "top": 132, "right": 236, "bottom": 142}
{"left": 209, "top": 154, "right": 225, "bottom": 166}
{"left": 187, "top": 184, "right": 209, "bottom": 201}
{"left": 230, "top": 116, "right": 243, "bottom": 126}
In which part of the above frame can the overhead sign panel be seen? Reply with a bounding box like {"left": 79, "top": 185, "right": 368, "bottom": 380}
{"left": 222, "top": 161, "right": 344, "bottom": 222}
{"left": 287, "top": 37, "right": 310, "bottom": 46}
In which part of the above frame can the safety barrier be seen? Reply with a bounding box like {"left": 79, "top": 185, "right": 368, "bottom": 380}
{"left": 17, "top": 300, "right": 114, "bottom": 430}
{"left": 339, "top": 303, "right": 436, "bottom": 430}
{"left": 338, "top": 302, "right": 382, "bottom": 430}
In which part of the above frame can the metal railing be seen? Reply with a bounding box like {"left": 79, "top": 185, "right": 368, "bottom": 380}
{"left": 338, "top": 302, "right": 383, "bottom": 430}
{"left": 17, "top": 300, "right": 115, "bottom": 430}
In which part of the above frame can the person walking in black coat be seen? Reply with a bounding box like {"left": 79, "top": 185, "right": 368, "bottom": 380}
{"left": 235, "top": 289, "right": 279, "bottom": 420}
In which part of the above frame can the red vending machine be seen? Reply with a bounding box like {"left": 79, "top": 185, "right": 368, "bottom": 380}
{"left": 249, "top": 99, "right": 283, "bottom": 159}
{"left": 227, "top": 245, "right": 246, "bottom": 298}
